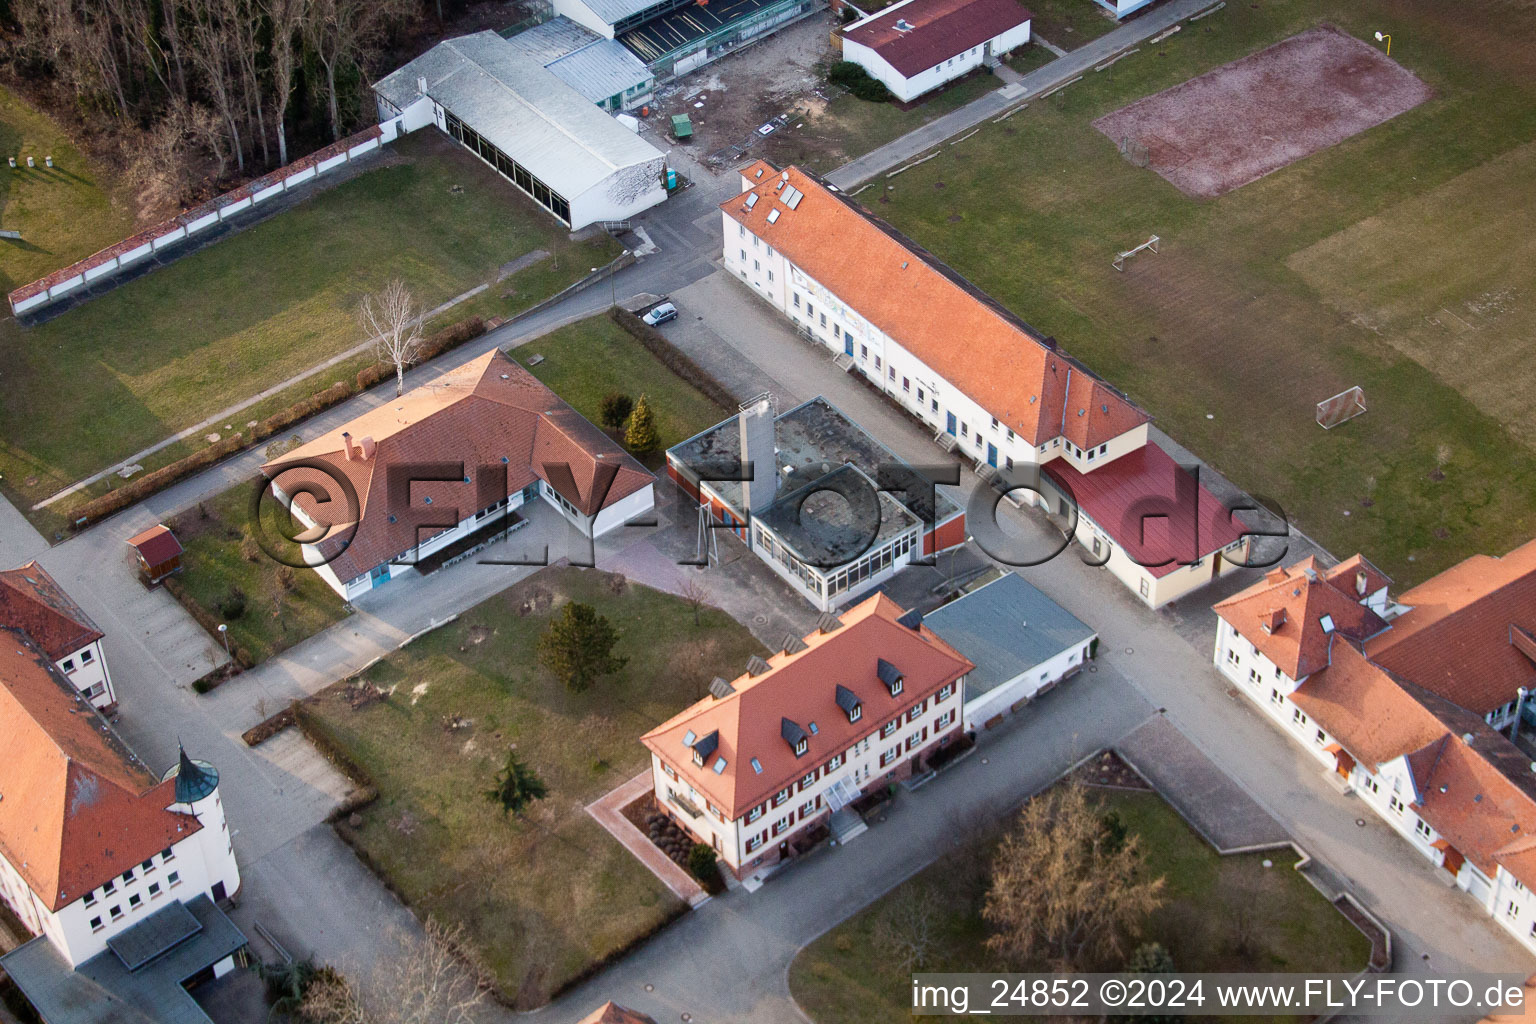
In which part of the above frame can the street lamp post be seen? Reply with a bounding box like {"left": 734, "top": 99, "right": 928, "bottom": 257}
{"left": 217, "top": 623, "right": 230, "bottom": 657}
{"left": 1373, "top": 30, "right": 1391, "bottom": 55}
{"left": 593, "top": 251, "right": 630, "bottom": 309}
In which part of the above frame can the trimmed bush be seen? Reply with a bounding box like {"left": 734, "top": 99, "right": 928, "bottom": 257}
{"left": 829, "top": 60, "right": 892, "bottom": 103}
{"left": 71, "top": 317, "right": 487, "bottom": 529}
{"left": 607, "top": 308, "right": 736, "bottom": 409}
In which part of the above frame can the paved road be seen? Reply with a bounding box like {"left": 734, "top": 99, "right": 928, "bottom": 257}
{"left": 825, "top": 0, "right": 1217, "bottom": 189}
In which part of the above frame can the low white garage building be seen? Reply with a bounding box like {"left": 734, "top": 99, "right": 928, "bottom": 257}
{"left": 374, "top": 30, "right": 667, "bottom": 228}
{"left": 924, "top": 573, "right": 1096, "bottom": 730}
{"left": 841, "top": 0, "right": 1032, "bottom": 104}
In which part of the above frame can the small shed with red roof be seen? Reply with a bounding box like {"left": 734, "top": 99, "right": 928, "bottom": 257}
{"left": 126, "top": 524, "right": 184, "bottom": 585}
{"left": 841, "top": 0, "right": 1032, "bottom": 103}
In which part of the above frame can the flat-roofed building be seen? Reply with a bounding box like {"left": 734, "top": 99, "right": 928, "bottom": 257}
{"left": 501, "top": 16, "right": 656, "bottom": 111}
{"left": 668, "top": 394, "right": 965, "bottom": 611}
{"left": 374, "top": 30, "right": 667, "bottom": 228}
{"left": 924, "top": 573, "right": 1096, "bottom": 730}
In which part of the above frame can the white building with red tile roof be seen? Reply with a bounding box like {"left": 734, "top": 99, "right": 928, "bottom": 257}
{"left": 641, "top": 594, "right": 972, "bottom": 879}
{"left": 0, "top": 632, "right": 240, "bottom": 970}
{"left": 264, "top": 350, "right": 655, "bottom": 600}
{"left": 0, "top": 561, "right": 116, "bottom": 712}
{"left": 720, "top": 161, "right": 1250, "bottom": 606}
{"left": 1213, "top": 540, "right": 1536, "bottom": 954}
{"left": 842, "top": 0, "right": 1032, "bottom": 103}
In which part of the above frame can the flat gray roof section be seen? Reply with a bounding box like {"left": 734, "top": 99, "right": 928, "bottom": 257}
{"left": 374, "top": 31, "right": 662, "bottom": 197}
{"left": 757, "top": 464, "right": 919, "bottom": 568}
{"left": 1, "top": 895, "right": 246, "bottom": 1024}
{"left": 107, "top": 900, "right": 202, "bottom": 971}
{"left": 924, "top": 574, "right": 1096, "bottom": 699}
{"left": 501, "top": 17, "right": 654, "bottom": 105}
{"left": 669, "top": 396, "right": 962, "bottom": 529}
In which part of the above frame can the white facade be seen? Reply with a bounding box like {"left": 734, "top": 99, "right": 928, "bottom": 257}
{"left": 723, "top": 207, "right": 1119, "bottom": 483}
{"left": 962, "top": 639, "right": 1090, "bottom": 731}
{"left": 748, "top": 511, "right": 923, "bottom": 613}
{"left": 651, "top": 679, "right": 964, "bottom": 874}
{"left": 0, "top": 773, "right": 240, "bottom": 969}
{"left": 1213, "top": 617, "right": 1536, "bottom": 957}
{"left": 842, "top": 15, "right": 1031, "bottom": 103}
{"left": 286, "top": 478, "right": 656, "bottom": 601}
{"left": 54, "top": 637, "right": 114, "bottom": 711}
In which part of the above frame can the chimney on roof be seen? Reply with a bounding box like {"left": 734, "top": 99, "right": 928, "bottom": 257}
{"left": 1356, "top": 570, "right": 1368, "bottom": 596}
{"left": 359, "top": 436, "right": 376, "bottom": 460}
{"left": 341, "top": 431, "right": 357, "bottom": 461}
{"left": 738, "top": 394, "right": 778, "bottom": 515}
{"left": 1261, "top": 607, "right": 1286, "bottom": 634}
{"left": 416, "top": 75, "right": 428, "bottom": 96}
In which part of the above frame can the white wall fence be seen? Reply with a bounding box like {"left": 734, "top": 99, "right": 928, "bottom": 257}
{"left": 10, "top": 119, "right": 406, "bottom": 317}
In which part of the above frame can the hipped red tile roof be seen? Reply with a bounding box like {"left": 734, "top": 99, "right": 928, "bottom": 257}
{"left": 721, "top": 163, "right": 1147, "bottom": 449}
{"left": 0, "top": 562, "right": 104, "bottom": 660}
{"left": 1368, "top": 538, "right": 1536, "bottom": 716}
{"left": 576, "top": 1003, "right": 656, "bottom": 1024}
{"left": 1214, "top": 556, "right": 1389, "bottom": 679}
{"left": 0, "top": 631, "right": 199, "bottom": 911}
{"left": 1043, "top": 442, "right": 1248, "bottom": 577}
{"left": 263, "top": 351, "right": 652, "bottom": 584}
{"left": 641, "top": 594, "right": 972, "bottom": 820}
{"left": 844, "top": 0, "right": 1032, "bottom": 78}
{"left": 1288, "top": 641, "right": 1446, "bottom": 767}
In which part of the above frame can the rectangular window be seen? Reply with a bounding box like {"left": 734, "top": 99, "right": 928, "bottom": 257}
{"left": 90, "top": 916, "right": 104, "bottom": 932}
{"left": 917, "top": 388, "right": 925, "bottom": 402}
{"left": 1389, "top": 796, "right": 1405, "bottom": 816}
{"left": 62, "top": 658, "right": 74, "bottom": 672}
{"left": 834, "top": 324, "right": 841, "bottom": 338}
{"left": 801, "top": 770, "right": 817, "bottom": 789}
{"left": 129, "top": 894, "right": 142, "bottom": 910}
{"left": 861, "top": 344, "right": 868, "bottom": 359}
{"left": 1292, "top": 709, "right": 1307, "bottom": 726}
{"left": 109, "top": 905, "right": 123, "bottom": 921}
{"left": 827, "top": 753, "right": 844, "bottom": 770}
{"left": 168, "top": 871, "right": 181, "bottom": 887}
{"left": 880, "top": 749, "right": 897, "bottom": 768}
{"left": 84, "top": 890, "right": 97, "bottom": 907}
{"left": 1415, "top": 819, "right": 1433, "bottom": 840}
{"left": 82, "top": 649, "right": 94, "bottom": 664}
{"left": 793, "top": 293, "right": 801, "bottom": 308}
{"left": 881, "top": 720, "right": 898, "bottom": 739}
{"left": 875, "top": 356, "right": 882, "bottom": 370}
{"left": 753, "top": 259, "right": 760, "bottom": 271}
{"left": 820, "top": 313, "right": 827, "bottom": 327}
{"left": 747, "top": 805, "right": 764, "bottom": 823}
{"left": 103, "top": 880, "right": 116, "bottom": 895}
{"left": 149, "top": 882, "right": 161, "bottom": 898}
{"left": 799, "top": 800, "right": 816, "bottom": 818}
{"left": 937, "top": 684, "right": 954, "bottom": 701}
{"left": 937, "top": 710, "right": 955, "bottom": 729}
{"left": 746, "top": 834, "right": 763, "bottom": 853}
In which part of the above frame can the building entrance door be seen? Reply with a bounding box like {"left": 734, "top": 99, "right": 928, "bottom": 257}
{"left": 946, "top": 412, "right": 957, "bottom": 436}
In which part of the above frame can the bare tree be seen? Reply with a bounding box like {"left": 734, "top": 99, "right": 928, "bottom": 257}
{"left": 298, "top": 919, "right": 485, "bottom": 1024}
{"left": 263, "top": 0, "right": 309, "bottom": 166}
{"left": 872, "top": 887, "right": 941, "bottom": 974}
{"left": 982, "top": 782, "right": 1166, "bottom": 971}
{"left": 305, "top": 0, "right": 409, "bottom": 140}
{"left": 1223, "top": 861, "right": 1281, "bottom": 958}
{"left": 359, "top": 279, "right": 424, "bottom": 396}
{"left": 679, "top": 575, "right": 711, "bottom": 627}
{"left": 120, "top": 98, "right": 219, "bottom": 210}
{"left": 186, "top": 0, "right": 246, "bottom": 174}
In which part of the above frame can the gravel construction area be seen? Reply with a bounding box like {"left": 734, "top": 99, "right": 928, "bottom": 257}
{"left": 1093, "top": 25, "right": 1433, "bottom": 198}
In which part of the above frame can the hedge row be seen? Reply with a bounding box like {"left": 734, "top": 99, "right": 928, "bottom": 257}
{"left": 356, "top": 316, "right": 487, "bottom": 391}
{"left": 607, "top": 307, "right": 736, "bottom": 410}
{"left": 72, "top": 316, "right": 487, "bottom": 528}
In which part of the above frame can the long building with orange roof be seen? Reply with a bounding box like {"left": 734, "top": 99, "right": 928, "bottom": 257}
{"left": 1213, "top": 539, "right": 1536, "bottom": 955}
{"left": 642, "top": 593, "right": 972, "bottom": 880}
{"left": 719, "top": 160, "right": 1251, "bottom": 607}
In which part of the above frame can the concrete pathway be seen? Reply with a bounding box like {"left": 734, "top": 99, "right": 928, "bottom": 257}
{"left": 826, "top": 0, "right": 1219, "bottom": 188}
{"left": 588, "top": 773, "right": 710, "bottom": 907}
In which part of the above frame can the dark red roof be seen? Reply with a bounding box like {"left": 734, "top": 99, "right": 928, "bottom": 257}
{"left": 0, "top": 562, "right": 103, "bottom": 660}
{"left": 1043, "top": 444, "right": 1249, "bottom": 577}
{"left": 127, "top": 524, "right": 184, "bottom": 566}
{"left": 844, "top": 0, "right": 1032, "bottom": 78}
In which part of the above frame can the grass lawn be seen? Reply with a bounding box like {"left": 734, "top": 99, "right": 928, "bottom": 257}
{"left": 1025, "top": 0, "right": 1119, "bottom": 47}
{"left": 791, "top": 788, "right": 1371, "bottom": 1024}
{"left": 859, "top": 0, "right": 1536, "bottom": 585}
{"left": 518, "top": 314, "right": 731, "bottom": 467}
{"left": 300, "top": 567, "right": 767, "bottom": 1008}
{"left": 166, "top": 481, "right": 348, "bottom": 666}
{"left": 0, "top": 130, "right": 618, "bottom": 518}
{"left": 0, "top": 85, "right": 135, "bottom": 292}
{"left": 766, "top": 72, "right": 1002, "bottom": 174}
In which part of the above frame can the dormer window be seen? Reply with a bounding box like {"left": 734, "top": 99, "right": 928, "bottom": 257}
{"left": 877, "top": 658, "right": 904, "bottom": 697}
{"left": 835, "top": 684, "right": 863, "bottom": 723}
{"left": 782, "top": 717, "right": 809, "bottom": 756}
{"left": 690, "top": 730, "right": 719, "bottom": 767}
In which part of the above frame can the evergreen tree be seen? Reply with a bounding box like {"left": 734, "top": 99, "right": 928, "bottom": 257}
{"left": 624, "top": 394, "right": 660, "bottom": 453}
{"left": 536, "top": 601, "right": 627, "bottom": 692}
{"left": 485, "top": 750, "right": 548, "bottom": 817}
